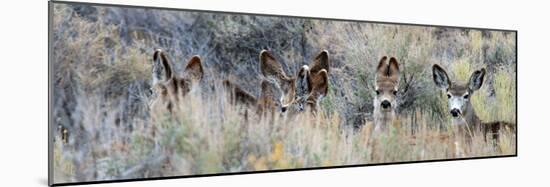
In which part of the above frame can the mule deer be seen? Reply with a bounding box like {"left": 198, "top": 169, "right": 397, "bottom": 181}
{"left": 149, "top": 49, "right": 204, "bottom": 112}
{"left": 366, "top": 56, "right": 401, "bottom": 160}
{"left": 432, "top": 64, "right": 515, "bottom": 142}
{"left": 372, "top": 56, "right": 400, "bottom": 134}
{"left": 259, "top": 49, "right": 329, "bottom": 115}
{"left": 224, "top": 49, "right": 329, "bottom": 116}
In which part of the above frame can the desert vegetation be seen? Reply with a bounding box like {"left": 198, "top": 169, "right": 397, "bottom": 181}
{"left": 51, "top": 3, "right": 516, "bottom": 183}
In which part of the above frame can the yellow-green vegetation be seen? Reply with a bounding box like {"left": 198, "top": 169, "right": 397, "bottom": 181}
{"left": 52, "top": 3, "right": 516, "bottom": 183}
{"left": 462, "top": 63, "right": 517, "bottom": 123}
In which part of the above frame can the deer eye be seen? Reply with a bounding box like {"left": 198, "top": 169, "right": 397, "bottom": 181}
{"left": 393, "top": 90, "right": 398, "bottom": 95}
{"left": 463, "top": 94, "right": 469, "bottom": 99}
{"left": 375, "top": 90, "right": 380, "bottom": 95}
{"left": 447, "top": 94, "right": 451, "bottom": 99}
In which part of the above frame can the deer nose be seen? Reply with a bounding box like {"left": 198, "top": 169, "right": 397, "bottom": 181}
{"left": 381, "top": 100, "right": 391, "bottom": 109}
{"left": 450, "top": 109, "right": 461, "bottom": 117}
{"left": 281, "top": 106, "right": 287, "bottom": 113}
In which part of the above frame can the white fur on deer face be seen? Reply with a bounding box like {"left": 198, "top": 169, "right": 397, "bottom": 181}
{"left": 447, "top": 90, "right": 470, "bottom": 125}
{"left": 374, "top": 84, "right": 398, "bottom": 115}
{"left": 373, "top": 56, "right": 400, "bottom": 130}
{"left": 432, "top": 64, "right": 486, "bottom": 126}
{"left": 283, "top": 65, "right": 310, "bottom": 113}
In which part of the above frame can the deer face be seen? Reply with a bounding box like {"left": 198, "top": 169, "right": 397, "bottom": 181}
{"left": 374, "top": 57, "right": 400, "bottom": 117}
{"left": 285, "top": 50, "right": 330, "bottom": 114}
{"left": 284, "top": 66, "right": 329, "bottom": 114}
{"left": 432, "top": 64, "right": 486, "bottom": 119}
{"left": 150, "top": 49, "right": 204, "bottom": 112}
{"left": 257, "top": 79, "right": 286, "bottom": 114}
{"left": 259, "top": 50, "right": 296, "bottom": 112}
{"left": 260, "top": 50, "right": 329, "bottom": 115}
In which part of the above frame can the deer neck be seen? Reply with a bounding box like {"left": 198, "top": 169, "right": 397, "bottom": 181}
{"left": 459, "top": 101, "right": 481, "bottom": 130}
{"left": 373, "top": 108, "right": 395, "bottom": 133}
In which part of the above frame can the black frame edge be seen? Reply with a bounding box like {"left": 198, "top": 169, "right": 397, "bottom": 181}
{"left": 51, "top": 155, "right": 516, "bottom": 186}
{"left": 48, "top": 1, "right": 54, "bottom": 186}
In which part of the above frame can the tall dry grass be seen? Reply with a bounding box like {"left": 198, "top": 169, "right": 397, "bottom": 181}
{"left": 51, "top": 3, "right": 516, "bottom": 183}
{"left": 54, "top": 88, "right": 515, "bottom": 182}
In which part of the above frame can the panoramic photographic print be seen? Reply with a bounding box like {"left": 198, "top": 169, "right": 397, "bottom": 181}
{"left": 50, "top": 2, "right": 517, "bottom": 185}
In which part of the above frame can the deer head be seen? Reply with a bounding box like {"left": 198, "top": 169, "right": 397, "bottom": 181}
{"left": 432, "top": 64, "right": 486, "bottom": 126}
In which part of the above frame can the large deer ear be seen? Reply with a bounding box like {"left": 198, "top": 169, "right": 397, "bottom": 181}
{"left": 152, "top": 49, "right": 174, "bottom": 85}
{"left": 375, "top": 56, "right": 388, "bottom": 80}
{"left": 311, "top": 69, "right": 329, "bottom": 97}
{"left": 183, "top": 55, "right": 203, "bottom": 82}
{"left": 260, "top": 50, "right": 288, "bottom": 80}
{"left": 469, "top": 68, "right": 486, "bottom": 91}
{"left": 432, "top": 64, "right": 451, "bottom": 90}
{"left": 309, "top": 50, "right": 329, "bottom": 74}
{"left": 388, "top": 57, "right": 400, "bottom": 83}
